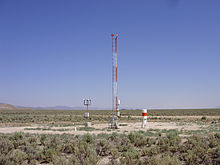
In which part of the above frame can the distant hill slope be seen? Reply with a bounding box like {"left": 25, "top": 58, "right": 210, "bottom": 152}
{"left": 0, "top": 103, "right": 17, "bottom": 110}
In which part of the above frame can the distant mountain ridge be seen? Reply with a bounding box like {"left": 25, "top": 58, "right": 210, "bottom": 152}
{"left": 29, "top": 106, "right": 83, "bottom": 110}
{"left": 0, "top": 103, "right": 17, "bottom": 110}
{"left": 17, "top": 105, "right": 109, "bottom": 110}
{"left": 1, "top": 103, "right": 220, "bottom": 110}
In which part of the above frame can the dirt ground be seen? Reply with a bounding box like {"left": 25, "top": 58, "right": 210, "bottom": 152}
{"left": 0, "top": 121, "right": 208, "bottom": 135}
{"left": 143, "top": 116, "right": 220, "bottom": 119}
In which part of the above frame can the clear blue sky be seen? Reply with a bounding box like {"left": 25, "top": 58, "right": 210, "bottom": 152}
{"left": 0, "top": 0, "right": 220, "bottom": 109}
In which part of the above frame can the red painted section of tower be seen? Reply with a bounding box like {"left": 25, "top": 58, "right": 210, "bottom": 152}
{"left": 116, "top": 67, "right": 117, "bottom": 82}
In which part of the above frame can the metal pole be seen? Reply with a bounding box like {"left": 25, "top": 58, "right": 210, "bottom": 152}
{"left": 115, "top": 35, "right": 118, "bottom": 116}
{"left": 87, "top": 104, "right": 88, "bottom": 123}
{"left": 110, "top": 33, "right": 119, "bottom": 129}
{"left": 112, "top": 34, "right": 115, "bottom": 118}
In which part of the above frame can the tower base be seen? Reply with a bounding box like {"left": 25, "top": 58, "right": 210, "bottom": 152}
{"left": 109, "top": 116, "right": 119, "bottom": 129}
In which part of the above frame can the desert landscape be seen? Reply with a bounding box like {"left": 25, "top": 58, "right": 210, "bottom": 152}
{"left": 0, "top": 107, "right": 219, "bottom": 164}
{"left": 1, "top": 1, "right": 220, "bottom": 164}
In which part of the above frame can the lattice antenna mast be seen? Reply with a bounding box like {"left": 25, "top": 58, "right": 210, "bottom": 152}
{"left": 111, "top": 33, "right": 119, "bottom": 117}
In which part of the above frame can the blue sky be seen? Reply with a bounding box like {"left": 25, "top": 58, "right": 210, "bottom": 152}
{"left": 0, "top": 0, "right": 220, "bottom": 109}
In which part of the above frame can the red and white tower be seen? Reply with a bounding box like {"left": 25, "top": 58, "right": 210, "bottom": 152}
{"left": 110, "top": 33, "right": 120, "bottom": 128}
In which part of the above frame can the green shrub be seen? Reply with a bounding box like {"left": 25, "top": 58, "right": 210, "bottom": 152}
{"left": 40, "top": 134, "right": 47, "bottom": 145}
{"left": 119, "top": 123, "right": 128, "bottom": 126}
{"left": 214, "top": 133, "right": 220, "bottom": 139}
{"left": 70, "top": 141, "right": 98, "bottom": 165}
{"left": 8, "top": 149, "right": 28, "bottom": 164}
{"left": 82, "top": 133, "right": 94, "bottom": 144}
{"left": 0, "top": 128, "right": 219, "bottom": 164}
{"left": 141, "top": 147, "right": 150, "bottom": 156}
{"left": 148, "top": 154, "right": 182, "bottom": 165}
{"left": 120, "top": 146, "right": 141, "bottom": 165}
{"left": 61, "top": 140, "right": 76, "bottom": 153}
{"left": 128, "top": 131, "right": 147, "bottom": 147}
{"left": 37, "top": 147, "right": 57, "bottom": 163}
{"left": 52, "top": 155, "right": 68, "bottom": 165}
{"left": 96, "top": 139, "right": 112, "bottom": 156}
{"left": 0, "top": 138, "right": 14, "bottom": 155}
{"left": 201, "top": 116, "right": 207, "bottom": 120}
{"left": 110, "top": 148, "right": 120, "bottom": 161}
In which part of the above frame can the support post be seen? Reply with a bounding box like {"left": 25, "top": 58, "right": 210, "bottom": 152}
{"left": 142, "top": 109, "right": 147, "bottom": 128}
